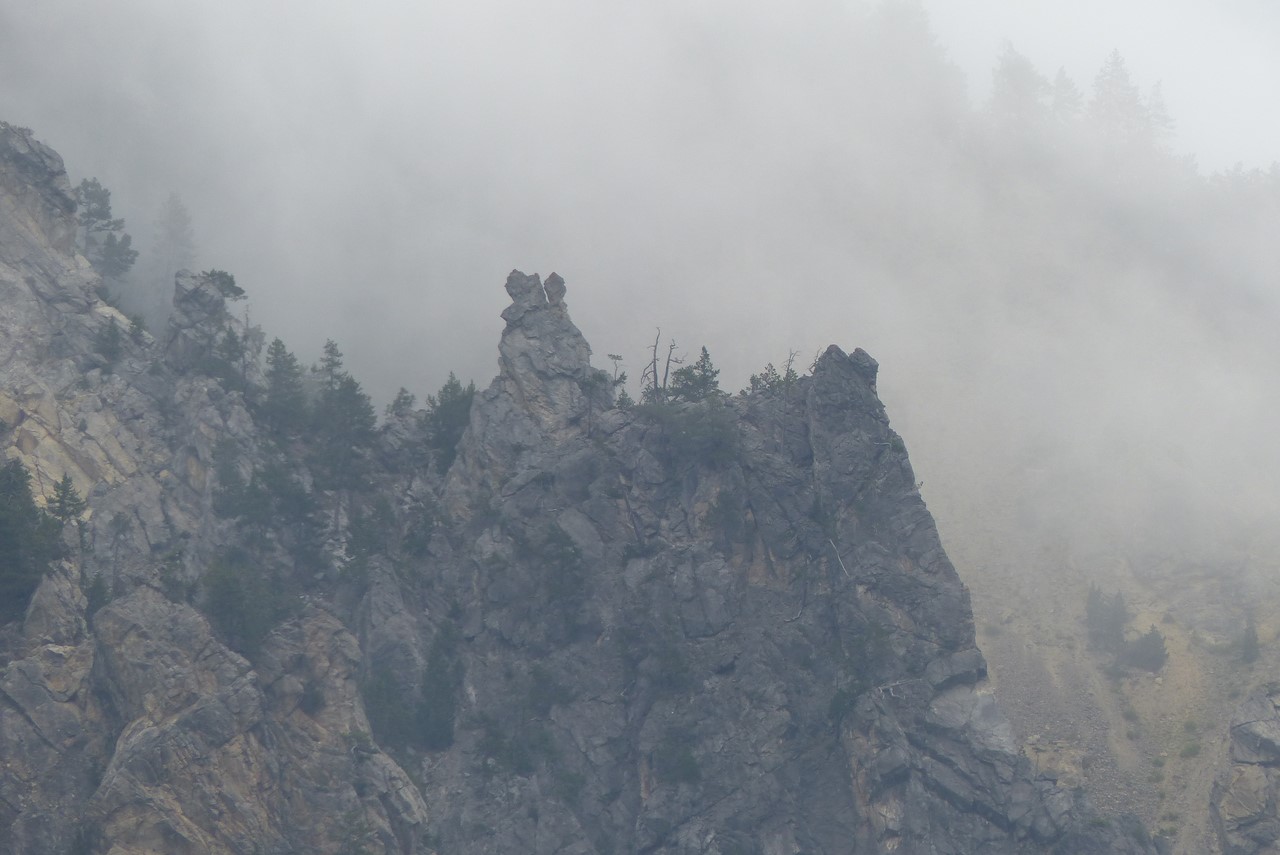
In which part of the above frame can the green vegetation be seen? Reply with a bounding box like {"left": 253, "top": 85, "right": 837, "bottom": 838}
{"left": 74, "top": 178, "right": 137, "bottom": 279}
{"left": 260, "top": 338, "right": 309, "bottom": 437}
{"left": 0, "top": 460, "right": 64, "bottom": 623}
{"left": 48, "top": 474, "right": 87, "bottom": 526}
{"left": 745, "top": 358, "right": 798, "bottom": 395}
{"left": 309, "top": 341, "right": 377, "bottom": 491}
{"left": 634, "top": 398, "right": 738, "bottom": 470}
{"left": 1120, "top": 626, "right": 1168, "bottom": 672}
{"left": 422, "top": 372, "right": 475, "bottom": 470}
{"left": 95, "top": 318, "right": 124, "bottom": 367}
{"left": 1086, "top": 585, "right": 1167, "bottom": 672}
{"left": 202, "top": 269, "right": 244, "bottom": 300}
{"left": 202, "top": 549, "right": 288, "bottom": 657}
{"left": 668, "top": 346, "right": 722, "bottom": 402}
{"left": 84, "top": 572, "right": 110, "bottom": 617}
{"left": 385, "top": 387, "right": 416, "bottom": 420}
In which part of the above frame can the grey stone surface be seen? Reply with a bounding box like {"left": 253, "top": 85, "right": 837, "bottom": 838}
{"left": 0, "top": 121, "right": 1157, "bottom": 854}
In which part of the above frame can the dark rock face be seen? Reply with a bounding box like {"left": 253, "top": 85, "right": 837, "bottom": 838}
{"left": 0, "top": 124, "right": 1156, "bottom": 853}
{"left": 419, "top": 277, "right": 1153, "bottom": 854}
{"left": 1212, "top": 690, "right": 1280, "bottom": 854}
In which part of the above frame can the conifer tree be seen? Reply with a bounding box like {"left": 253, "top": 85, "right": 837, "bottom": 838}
{"left": 423, "top": 373, "right": 475, "bottom": 470}
{"left": 49, "top": 474, "right": 87, "bottom": 524}
{"left": 0, "top": 461, "right": 63, "bottom": 622}
{"left": 669, "top": 346, "right": 722, "bottom": 402}
{"left": 262, "top": 338, "right": 308, "bottom": 436}
{"left": 74, "top": 178, "right": 137, "bottom": 279}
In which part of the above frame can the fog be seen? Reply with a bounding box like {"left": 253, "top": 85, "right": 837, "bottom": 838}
{"left": 2, "top": 0, "right": 1278, "bottom": 562}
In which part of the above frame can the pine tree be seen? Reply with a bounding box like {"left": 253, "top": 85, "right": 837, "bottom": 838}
{"left": 317, "top": 339, "right": 345, "bottom": 391}
{"left": 385, "top": 387, "right": 416, "bottom": 420}
{"left": 97, "top": 232, "right": 138, "bottom": 278}
{"left": 669, "top": 346, "right": 722, "bottom": 402}
{"left": 1088, "top": 50, "right": 1149, "bottom": 145}
{"left": 0, "top": 461, "right": 63, "bottom": 622}
{"left": 74, "top": 178, "right": 137, "bottom": 278}
{"left": 152, "top": 193, "right": 196, "bottom": 278}
{"left": 989, "top": 45, "right": 1050, "bottom": 126}
{"left": 423, "top": 373, "right": 475, "bottom": 470}
{"left": 1050, "top": 68, "right": 1083, "bottom": 122}
{"left": 49, "top": 474, "right": 87, "bottom": 524}
{"left": 314, "top": 373, "right": 377, "bottom": 491}
{"left": 96, "top": 318, "right": 124, "bottom": 368}
{"left": 262, "top": 338, "right": 308, "bottom": 436}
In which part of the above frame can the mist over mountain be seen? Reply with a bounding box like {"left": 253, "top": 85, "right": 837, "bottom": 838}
{"left": 3, "top": 1, "right": 1275, "bottom": 566}
{"left": 2, "top": 3, "right": 1279, "bottom": 851}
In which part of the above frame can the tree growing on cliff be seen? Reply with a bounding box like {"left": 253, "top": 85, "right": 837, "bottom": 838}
{"left": 422, "top": 373, "right": 475, "bottom": 470}
{"left": 74, "top": 178, "right": 138, "bottom": 280}
{"left": 49, "top": 474, "right": 87, "bottom": 548}
{"left": 669, "top": 346, "right": 723, "bottom": 402}
{"left": 0, "top": 461, "right": 63, "bottom": 623}
{"left": 261, "top": 338, "right": 308, "bottom": 437}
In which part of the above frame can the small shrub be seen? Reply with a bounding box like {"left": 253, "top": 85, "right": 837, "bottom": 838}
{"left": 1179, "top": 741, "right": 1201, "bottom": 759}
{"left": 635, "top": 400, "right": 738, "bottom": 470}
{"left": 202, "top": 550, "right": 286, "bottom": 657}
{"left": 95, "top": 319, "right": 123, "bottom": 368}
{"left": 1121, "top": 626, "right": 1168, "bottom": 672}
{"left": 84, "top": 572, "right": 110, "bottom": 617}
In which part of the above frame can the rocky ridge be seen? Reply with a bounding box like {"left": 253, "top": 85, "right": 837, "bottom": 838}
{"left": 0, "top": 121, "right": 1156, "bottom": 853}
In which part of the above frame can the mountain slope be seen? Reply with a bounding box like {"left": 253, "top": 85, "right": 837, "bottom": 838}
{"left": 0, "top": 121, "right": 1154, "bottom": 854}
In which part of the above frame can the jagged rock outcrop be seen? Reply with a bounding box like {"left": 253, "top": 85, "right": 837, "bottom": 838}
{"left": 0, "top": 122, "right": 1157, "bottom": 854}
{"left": 0, "top": 121, "right": 428, "bottom": 854}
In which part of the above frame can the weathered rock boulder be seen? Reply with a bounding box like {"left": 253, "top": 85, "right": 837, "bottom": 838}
{"left": 1213, "top": 688, "right": 1280, "bottom": 854}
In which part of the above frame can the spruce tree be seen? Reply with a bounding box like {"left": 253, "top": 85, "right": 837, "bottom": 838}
{"left": 0, "top": 461, "right": 63, "bottom": 622}
{"left": 423, "top": 373, "right": 475, "bottom": 470}
{"left": 669, "top": 346, "right": 722, "bottom": 402}
{"left": 262, "top": 338, "right": 307, "bottom": 436}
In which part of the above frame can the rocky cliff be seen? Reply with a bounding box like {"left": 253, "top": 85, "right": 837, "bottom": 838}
{"left": 0, "top": 121, "right": 1156, "bottom": 853}
{"left": 1212, "top": 688, "right": 1280, "bottom": 855}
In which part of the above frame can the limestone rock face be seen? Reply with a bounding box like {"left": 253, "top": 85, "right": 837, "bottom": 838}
{"left": 0, "top": 123, "right": 1156, "bottom": 854}
{"left": 445, "top": 268, "right": 610, "bottom": 512}
{"left": 0, "top": 123, "right": 425, "bottom": 855}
